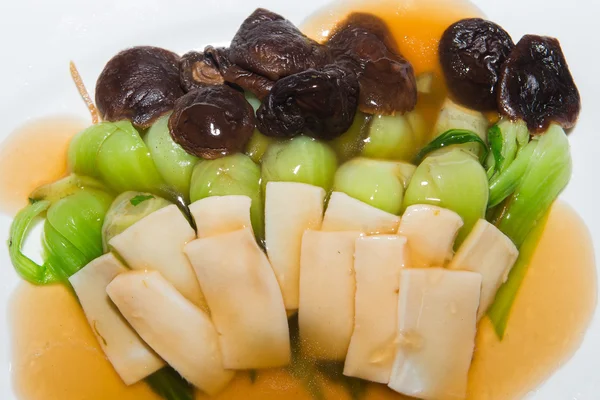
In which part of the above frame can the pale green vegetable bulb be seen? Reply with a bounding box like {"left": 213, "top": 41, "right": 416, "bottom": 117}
{"left": 69, "top": 120, "right": 167, "bottom": 197}
{"left": 362, "top": 114, "right": 417, "bottom": 161}
{"left": 329, "top": 111, "right": 371, "bottom": 162}
{"left": 246, "top": 129, "right": 276, "bottom": 164}
{"left": 261, "top": 136, "right": 338, "bottom": 192}
{"left": 102, "top": 191, "right": 172, "bottom": 252}
{"left": 68, "top": 121, "right": 123, "bottom": 177}
{"left": 403, "top": 148, "right": 489, "bottom": 244}
{"left": 190, "top": 154, "right": 264, "bottom": 239}
{"left": 145, "top": 113, "right": 200, "bottom": 202}
{"left": 95, "top": 121, "right": 166, "bottom": 195}
{"left": 333, "top": 158, "right": 416, "bottom": 215}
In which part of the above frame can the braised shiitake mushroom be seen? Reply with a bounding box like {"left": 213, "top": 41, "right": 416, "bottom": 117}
{"left": 439, "top": 18, "right": 514, "bottom": 111}
{"left": 327, "top": 13, "right": 417, "bottom": 115}
{"left": 180, "top": 51, "right": 224, "bottom": 92}
{"left": 498, "top": 35, "right": 581, "bottom": 133}
{"left": 256, "top": 64, "right": 359, "bottom": 140}
{"left": 168, "top": 86, "right": 255, "bottom": 159}
{"left": 229, "top": 8, "right": 331, "bottom": 81}
{"left": 96, "top": 46, "right": 184, "bottom": 128}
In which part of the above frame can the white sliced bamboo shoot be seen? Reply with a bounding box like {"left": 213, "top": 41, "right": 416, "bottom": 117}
{"left": 344, "top": 235, "right": 407, "bottom": 383}
{"left": 322, "top": 191, "right": 400, "bottom": 235}
{"left": 299, "top": 230, "right": 362, "bottom": 360}
{"left": 190, "top": 195, "right": 252, "bottom": 238}
{"left": 448, "top": 219, "right": 519, "bottom": 319}
{"left": 69, "top": 254, "right": 164, "bottom": 385}
{"left": 388, "top": 268, "right": 481, "bottom": 400}
{"left": 184, "top": 227, "right": 290, "bottom": 369}
{"left": 108, "top": 204, "right": 206, "bottom": 311}
{"left": 398, "top": 204, "right": 463, "bottom": 268}
{"left": 106, "top": 270, "right": 234, "bottom": 395}
{"left": 265, "top": 182, "right": 326, "bottom": 310}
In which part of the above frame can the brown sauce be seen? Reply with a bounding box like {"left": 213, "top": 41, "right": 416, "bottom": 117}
{"left": 0, "top": 117, "right": 86, "bottom": 216}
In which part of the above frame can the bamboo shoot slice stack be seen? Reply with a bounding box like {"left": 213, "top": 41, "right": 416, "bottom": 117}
{"left": 106, "top": 270, "right": 234, "bottom": 395}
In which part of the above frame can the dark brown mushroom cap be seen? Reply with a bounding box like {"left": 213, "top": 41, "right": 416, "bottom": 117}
{"left": 256, "top": 64, "right": 359, "bottom": 140}
{"left": 327, "top": 13, "right": 417, "bottom": 115}
{"left": 498, "top": 35, "right": 581, "bottom": 133}
{"left": 439, "top": 18, "right": 514, "bottom": 111}
{"left": 204, "top": 46, "right": 274, "bottom": 100}
{"left": 229, "top": 8, "right": 332, "bottom": 81}
{"left": 96, "top": 46, "right": 184, "bottom": 128}
{"left": 180, "top": 51, "right": 224, "bottom": 92}
{"left": 168, "top": 86, "right": 255, "bottom": 159}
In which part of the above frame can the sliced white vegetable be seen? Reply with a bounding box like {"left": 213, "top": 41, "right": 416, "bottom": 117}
{"left": 265, "top": 181, "right": 326, "bottom": 310}
{"left": 69, "top": 254, "right": 164, "bottom": 385}
{"left": 344, "top": 235, "right": 407, "bottom": 383}
{"left": 322, "top": 191, "right": 400, "bottom": 235}
{"left": 448, "top": 219, "right": 519, "bottom": 319}
{"left": 388, "top": 268, "right": 481, "bottom": 400}
{"left": 434, "top": 98, "right": 489, "bottom": 139}
{"left": 184, "top": 227, "right": 290, "bottom": 369}
{"left": 108, "top": 204, "right": 206, "bottom": 311}
{"left": 299, "top": 230, "right": 362, "bottom": 360}
{"left": 190, "top": 195, "right": 252, "bottom": 238}
{"left": 106, "top": 270, "right": 234, "bottom": 395}
{"left": 398, "top": 204, "right": 463, "bottom": 268}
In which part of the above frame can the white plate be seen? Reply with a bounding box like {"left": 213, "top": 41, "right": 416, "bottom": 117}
{"left": 0, "top": 0, "right": 598, "bottom": 398}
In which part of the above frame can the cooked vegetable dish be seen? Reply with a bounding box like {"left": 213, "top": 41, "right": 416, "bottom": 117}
{"left": 6, "top": 5, "right": 581, "bottom": 400}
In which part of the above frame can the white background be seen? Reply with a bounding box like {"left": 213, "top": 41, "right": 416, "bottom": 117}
{"left": 0, "top": 0, "right": 598, "bottom": 398}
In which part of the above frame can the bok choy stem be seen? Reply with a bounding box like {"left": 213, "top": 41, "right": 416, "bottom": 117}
{"left": 487, "top": 212, "right": 549, "bottom": 338}
{"left": 8, "top": 201, "right": 57, "bottom": 284}
{"left": 487, "top": 124, "right": 571, "bottom": 337}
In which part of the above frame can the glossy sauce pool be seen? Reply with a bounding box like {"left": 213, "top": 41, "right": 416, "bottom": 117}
{"left": 2, "top": 0, "right": 597, "bottom": 399}
{"left": 0, "top": 117, "right": 86, "bottom": 216}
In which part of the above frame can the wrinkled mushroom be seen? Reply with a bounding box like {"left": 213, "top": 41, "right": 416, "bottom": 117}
{"left": 168, "top": 86, "right": 255, "bottom": 159}
{"left": 256, "top": 64, "right": 359, "bottom": 140}
{"left": 180, "top": 51, "right": 224, "bottom": 92}
{"left": 439, "top": 18, "right": 515, "bottom": 111}
{"left": 498, "top": 35, "right": 580, "bottom": 133}
{"left": 229, "top": 8, "right": 332, "bottom": 81}
{"left": 204, "top": 46, "right": 274, "bottom": 99}
{"left": 327, "top": 13, "right": 417, "bottom": 115}
{"left": 96, "top": 46, "right": 184, "bottom": 128}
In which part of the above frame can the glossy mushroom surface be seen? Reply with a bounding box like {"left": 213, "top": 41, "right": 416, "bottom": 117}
{"left": 96, "top": 46, "right": 184, "bottom": 128}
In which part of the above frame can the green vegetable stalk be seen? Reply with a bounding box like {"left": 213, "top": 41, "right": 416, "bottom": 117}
{"left": 145, "top": 114, "right": 200, "bottom": 202}
{"left": 102, "top": 191, "right": 172, "bottom": 251}
{"left": 190, "top": 153, "right": 264, "bottom": 240}
{"left": 362, "top": 114, "right": 417, "bottom": 162}
{"left": 8, "top": 183, "right": 113, "bottom": 284}
{"left": 261, "top": 136, "right": 338, "bottom": 192}
{"left": 403, "top": 147, "right": 489, "bottom": 245}
{"left": 333, "top": 158, "right": 415, "bottom": 215}
{"left": 486, "top": 124, "right": 571, "bottom": 337}
{"left": 69, "top": 121, "right": 169, "bottom": 198}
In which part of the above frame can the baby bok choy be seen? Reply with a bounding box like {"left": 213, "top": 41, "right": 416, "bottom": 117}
{"left": 487, "top": 122, "right": 572, "bottom": 338}
{"left": 145, "top": 114, "right": 200, "bottom": 202}
{"left": 101, "top": 191, "right": 172, "bottom": 251}
{"left": 69, "top": 121, "right": 171, "bottom": 199}
{"left": 333, "top": 158, "right": 415, "bottom": 215}
{"left": 190, "top": 153, "right": 264, "bottom": 240}
{"left": 403, "top": 131, "right": 490, "bottom": 245}
{"left": 8, "top": 178, "right": 113, "bottom": 284}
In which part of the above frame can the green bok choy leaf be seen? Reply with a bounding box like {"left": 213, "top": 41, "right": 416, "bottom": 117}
{"left": 8, "top": 186, "right": 113, "bottom": 284}
{"left": 487, "top": 123, "right": 571, "bottom": 338}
